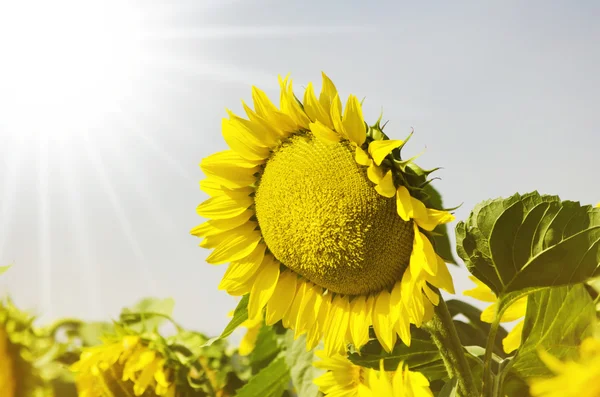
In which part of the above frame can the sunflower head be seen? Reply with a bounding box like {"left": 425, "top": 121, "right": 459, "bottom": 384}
{"left": 71, "top": 329, "right": 234, "bottom": 397}
{"left": 313, "top": 351, "right": 433, "bottom": 397}
{"left": 0, "top": 299, "right": 53, "bottom": 397}
{"left": 193, "top": 73, "right": 455, "bottom": 356}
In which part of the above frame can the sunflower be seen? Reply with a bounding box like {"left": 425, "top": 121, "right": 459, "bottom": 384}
{"left": 192, "top": 73, "right": 455, "bottom": 355}
{"left": 313, "top": 351, "right": 433, "bottom": 396}
{"left": 71, "top": 331, "right": 231, "bottom": 397}
{"left": 463, "top": 276, "right": 527, "bottom": 354}
{"left": 528, "top": 337, "right": 600, "bottom": 396}
{"left": 71, "top": 335, "right": 178, "bottom": 397}
{"left": 0, "top": 299, "right": 52, "bottom": 397}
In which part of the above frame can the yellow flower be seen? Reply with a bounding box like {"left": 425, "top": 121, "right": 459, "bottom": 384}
{"left": 71, "top": 335, "right": 177, "bottom": 397}
{"left": 463, "top": 276, "right": 527, "bottom": 353}
{"left": 529, "top": 337, "right": 600, "bottom": 397}
{"left": 192, "top": 73, "right": 455, "bottom": 355}
{"left": 313, "top": 351, "right": 433, "bottom": 397}
{"left": 238, "top": 315, "right": 263, "bottom": 356}
{"left": 0, "top": 299, "right": 52, "bottom": 397}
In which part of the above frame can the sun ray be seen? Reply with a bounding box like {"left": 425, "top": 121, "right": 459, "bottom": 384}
{"left": 0, "top": 133, "right": 25, "bottom": 259}
{"left": 141, "top": 24, "right": 376, "bottom": 40}
{"left": 38, "top": 135, "right": 52, "bottom": 317}
{"left": 81, "top": 131, "right": 158, "bottom": 293}
{"left": 56, "top": 140, "right": 102, "bottom": 319}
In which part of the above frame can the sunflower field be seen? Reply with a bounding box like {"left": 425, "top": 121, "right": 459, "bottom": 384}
{"left": 2, "top": 74, "right": 599, "bottom": 397}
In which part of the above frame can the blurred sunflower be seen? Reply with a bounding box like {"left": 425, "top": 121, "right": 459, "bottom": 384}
{"left": 0, "top": 299, "right": 52, "bottom": 397}
{"left": 529, "top": 337, "right": 600, "bottom": 397}
{"left": 313, "top": 351, "right": 433, "bottom": 396}
{"left": 71, "top": 332, "right": 227, "bottom": 397}
{"left": 463, "top": 276, "right": 527, "bottom": 353}
{"left": 192, "top": 73, "right": 455, "bottom": 355}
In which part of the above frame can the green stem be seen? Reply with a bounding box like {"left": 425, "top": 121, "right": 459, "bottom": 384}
{"left": 424, "top": 295, "right": 477, "bottom": 397}
{"left": 482, "top": 316, "right": 501, "bottom": 396}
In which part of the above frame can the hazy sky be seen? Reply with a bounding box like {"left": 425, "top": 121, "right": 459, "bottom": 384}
{"left": 0, "top": 0, "right": 598, "bottom": 337}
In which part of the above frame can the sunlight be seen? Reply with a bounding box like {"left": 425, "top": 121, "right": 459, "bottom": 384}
{"left": 0, "top": 0, "right": 147, "bottom": 137}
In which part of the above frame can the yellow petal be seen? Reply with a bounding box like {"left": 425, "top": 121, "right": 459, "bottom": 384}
{"left": 296, "top": 284, "right": 321, "bottom": 336}
{"left": 330, "top": 93, "right": 345, "bottom": 136}
{"left": 423, "top": 255, "right": 455, "bottom": 294}
{"left": 306, "top": 292, "right": 331, "bottom": 351}
{"left": 375, "top": 170, "right": 396, "bottom": 198}
{"left": 500, "top": 296, "right": 527, "bottom": 322}
{"left": 389, "top": 281, "right": 403, "bottom": 325}
{"left": 409, "top": 226, "right": 438, "bottom": 275}
{"left": 227, "top": 110, "right": 278, "bottom": 148}
{"left": 372, "top": 290, "right": 395, "bottom": 352}
{"left": 283, "top": 279, "right": 307, "bottom": 329}
{"left": 222, "top": 118, "right": 271, "bottom": 161}
{"left": 355, "top": 147, "right": 372, "bottom": 166}
{"left": 310, "top": 120, "right": 340, "bottom": 144}
{"left": 349, "top": 296, "right": 370, "bottom": 350}
{"left": 423, "top": 284, "right": 439, "bottom": 306}
{"left": 251, "top": 86, "right": 297, "bottom": 133}
{"left": 278, "top": 77, "right": 310, "bottom": 130}
{"left": 342, "top": 95, "right": 366, "bottom": 146}
{"left": 502, "top": 320, "right": 524, "bottom": 354}
{"left": 219, "top": 244, "right": 265, "bottom": 286}
{"left": 239, "top": 317, "right": 262, "bottom": 356}
{"left": 367, "top": 162, "right": 385, "bottom": 185}
{"left": 242, "top": 100, "right": 286, "bottom": 140}
{"left": 324, "top": 296, "right": 350, "bottom": 357}
{"left": 480, "top": 302, "right": 498, "bottom": 323}
{"left": 394, "top": 306, "right": 412, "bottom": 347}
{"left": 265, "top": 270, "right": 297, "bottom": 325}
{"left": 248, "top": 256, "right": 280, "bottom": 319}
{"left": 318, "top": 72, "right": 341, "bottom": 117}
{"left": 414, "top": 208, "right": 455, "bottom": 232}
{"left": 196, "top": 193, "right": 252, "bottom": 220}
{"left": 396, "top": 186, "right": 413, "bottom": 221}
{"left": 206, "top": 225, "right": 262, "bottom": 265}
{"left": 463, "top": 275, "right": 497, "bottom": 303}
{"left": 368, "top": 139, "right": 404, "bottom": 166}
{"left": 190, "top": 210, "right": 254, "bottom": 238}
{"left": 201, "top": 150, "right": 262, "bottom": 169}
{"left": 304, "top": 82, "right": 333, "bottom": 128}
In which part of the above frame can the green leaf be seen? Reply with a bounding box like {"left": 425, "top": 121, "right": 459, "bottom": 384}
{"left": 119, "top": 297, "right": 175, "bottom": 331}
{"left": 284, "top": 333, "right": 324, "bottom": 397}
{"left": 249, "top": 323, "right": 282, "bottom": 373}
{"left": 235, "top": 353, "right": 290, "bottom": 397}
{"left": 446, "top": 299, "right": 508, "bottom": 356}
{"left": 437, "top": 378, "right": 458, "bottom": 397}
{"left": 201, "top": 295, "right": 249, "bottom": 347}
{"left": 348, "top": 328, "right": 446, "bottom": 380}
{"left": 456, "top": 192, "right": 600, "bottom": 296}
{"left": 0, "top": 265, "right": 10, "bottom": 275}
{"left": 77, "top": 322, "right": 114, "bottom": 346}
{"left": 509, "top": 284, "right": 596, "bottom": 378}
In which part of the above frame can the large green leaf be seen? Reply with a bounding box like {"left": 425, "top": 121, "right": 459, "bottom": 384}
{"left": 456, "top": 192, "right": 600, "bottom": 296}
{"left": 249, "top": 323, "right": 283, "bottom": 373}
{"left": 235, "top": 353, "right": 290, "bottom": 397}
{"left": 348, "top": 328, "right": 446, "bottom": 380}
{"left": 509, "top": 284, "right": 596, "bottom": 379}
{"left": 201, "top": 295, "right": 249, "bottom": 347}
{"left": 284, "top": 333, "right": 324, "bottom": 397}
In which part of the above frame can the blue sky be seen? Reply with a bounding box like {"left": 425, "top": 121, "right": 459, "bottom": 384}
{"left": 0, "top": 0, "right": 598, "bottom": 336}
